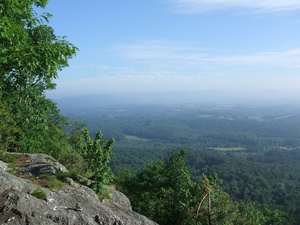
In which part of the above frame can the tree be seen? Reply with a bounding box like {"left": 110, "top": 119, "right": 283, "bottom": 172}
{"left": 117, "top": 150, "right": 197, "bottom": 225}
{"left": 0, "top": 1, "right": 117, "bottom": 195}
{"left": 117, "top": 150, "right": 286, "bottom": 225}
{"left": 0, "top": 0, "right": 77, "bottom": 95}
{"left": 191, "top": 174, "right": 269, "bottom": 225}
{"left": 0, "top": 0, "right": 78, "bottom": 153}
{"left": 0, "top": 92, "right": 18, "bottom": 151}
{"left": 72, "top": 128, "right": 115, "bottom": 193}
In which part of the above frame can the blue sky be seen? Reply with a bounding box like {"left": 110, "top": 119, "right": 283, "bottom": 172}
{"left": 43, "top": 0, "right": 300, "bottom": 99}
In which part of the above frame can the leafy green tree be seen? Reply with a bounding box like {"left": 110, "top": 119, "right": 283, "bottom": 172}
{"left": 0, "top": 92, "right": 18, "bottom": 151}
{"left": 190, "top": 174, "right": 284, "bottom": 225}
{"left": 117, "top": 150, "right": 197, "bottom": 225}
{"left": 0, "top": 0, "right": 78, "bottom": 153}
{"left": 68, "top": 121, "right": 87, "bottom": 150}
{"left": 74, "top": 128, "right": 115, "bottom": 193}
{"left": 1, "top": 0, "right": 77, "bottom": 94}
{"left": 10, "top": 97, "right": 71, "bottom": 153}
{"left": 0, "top": 1, "right": 117, "bottom": 195}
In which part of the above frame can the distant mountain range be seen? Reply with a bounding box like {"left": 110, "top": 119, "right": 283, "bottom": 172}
{"left": 52, "top": 91, "right": 300, "bottom": 113}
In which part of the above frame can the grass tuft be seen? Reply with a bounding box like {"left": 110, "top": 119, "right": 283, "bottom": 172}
{"left": 31, "top": 186, "right": 46, "bottom": 200}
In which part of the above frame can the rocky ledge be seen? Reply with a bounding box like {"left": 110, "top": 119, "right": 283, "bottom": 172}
{"left": 0, "top": 153, "right": 158, "bottom": 225}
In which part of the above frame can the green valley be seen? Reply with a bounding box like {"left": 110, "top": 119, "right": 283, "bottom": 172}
{"left": 61, "top": 103, "right": 300, "bottom": 224}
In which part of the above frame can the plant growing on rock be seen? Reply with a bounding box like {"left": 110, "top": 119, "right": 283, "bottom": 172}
{"left": 72, "top": 128, "right": 115, "bottom": 193}
{"left": 31, "top": 186, "right": 46, "bottom": 200}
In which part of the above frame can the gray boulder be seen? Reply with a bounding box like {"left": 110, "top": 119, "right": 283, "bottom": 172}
{"left": 0, "top": 160, "right": 8, "bottom": 171}
{"left": 0, "top": 153, "right": 158, "bottom": 225}
{"left": 11, "top": 153, "right": 68, "bottom": 176}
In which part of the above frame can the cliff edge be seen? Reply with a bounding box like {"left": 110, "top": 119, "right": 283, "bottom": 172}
{"left": 0, "top": 153, "right": 158, "bottom": 225}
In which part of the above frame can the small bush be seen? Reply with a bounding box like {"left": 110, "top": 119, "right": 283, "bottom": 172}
{"left": 98, "top": 188, "right": 113, "bottom": 201}
{"left": 38, "top": 174, "right": 65, "bottom": 190}
{"left": 47, "top": 176, "right": 65, "bottom": 190}
{"left": 56, "top": 169, "right": 79, "bottom": 180}
{"left": 6, "top": 169, "right": 15, "bottom": 174}
{"left": 31, "top": 186, "right": 46, "bottom": 200}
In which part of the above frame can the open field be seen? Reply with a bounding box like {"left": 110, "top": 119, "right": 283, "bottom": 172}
{"left": 211, "top": 147, "right": 247, "bottom": 151}
{"left": 125, "top": 135, "right": 149, "bottom": 141}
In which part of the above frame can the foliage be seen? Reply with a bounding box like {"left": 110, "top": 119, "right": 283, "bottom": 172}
{"left": 31, "top": 186, "right": 46, "bottom": 200}
{"left": 0, "top": 93, "right": 18, "bottom": 151}
{"left": 0, "top": 0, "right": 78, "bottom": 153}
{"left": 97, "top": 186, "right": 114, "bottom": 201}
{"left": 46, "top": 176, "right": 65, "bottom": 190}
{"left": 191, "top": 174, "right": 286, "bottom": 225}
{"left": 117, "top": 150, "right": 195, "bottom": 225}
{"left": 117, "top": 150, "right": 286, "bottom": 225}
{"left": 0, "top": 0, "right": 116, "bottom": 197}
{"left": 55, "top": 170, "right": 80, "bottom": 181}
{"left": 71, "top": 128, "right": 115, "bottom": 193}
{"left": 10, "top": 97, "right": 71, "bottom": 154}
{"left": 67, "top": 104, "right": 300, "bottom": 223}
{"left": 0, "top": 0, "right": 78, "bottom": 94}
{"left": 67, "top": 104, "right": 300, "bottom": 151}
{"left": 30, "top": 174, "right": 65, "bottom": 190}
{"left": 0, "top": 0, "right": 116, "bottom": 202}
{"left": 0, "top": 151, "right": 22, "bottom": 164}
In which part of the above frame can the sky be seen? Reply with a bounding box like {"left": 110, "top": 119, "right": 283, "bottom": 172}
{"left": 42, "top": 0, "right": 300, "bottom": 100}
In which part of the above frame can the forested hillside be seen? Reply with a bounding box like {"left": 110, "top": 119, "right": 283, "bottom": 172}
{"left": 62, "top": 103, "right": 300, "bottom": 224}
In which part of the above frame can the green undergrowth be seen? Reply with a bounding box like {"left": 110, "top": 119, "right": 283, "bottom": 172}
{"left": 29, "top": 174, "right": 65, "bottom": 190}
{"left": 98, "top": 185, "right": 115, "bottom": 201}
{"left": 56, "top": 170, "right": 79, "bottom": 180}
{"left": 0, "top": 151, "right": 26, "bottom": 174}
{"left": 0, "top": 151, "right": 23, "bottom": 164}
{"left": 31, "top": 186, "right": 47, "bottom": 200}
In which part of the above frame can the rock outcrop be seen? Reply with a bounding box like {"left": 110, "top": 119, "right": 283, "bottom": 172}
{"left": 0, "top": 153, "right": 158, "bottom": 225}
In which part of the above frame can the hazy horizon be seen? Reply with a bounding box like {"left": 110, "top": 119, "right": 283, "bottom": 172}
{"left": 42, "top": 0, "right": 300, "bottom": 101}
{"left": 50, "top": 90, "right": 300, "bottom": 110}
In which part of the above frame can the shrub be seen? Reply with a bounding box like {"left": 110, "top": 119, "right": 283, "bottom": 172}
{"left": 31, "top": 186, "right": 46, "bottom": 200}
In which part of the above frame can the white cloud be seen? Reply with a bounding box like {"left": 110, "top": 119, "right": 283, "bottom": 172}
{"left": 118, "top": 41, "right": 205, "bottom": 63}
{"left": 170, "top": 0, "right": 300, "bottom": 14}
{"left": 52, "top": 42, "right": 300, "bottom": 98}
{"left": 118, "top": 41, "right": 300, "bottom": 68}
{"left": 208, "top": 48, "right": 300, "bottom": 67}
